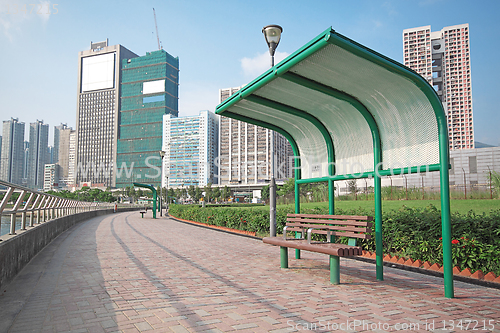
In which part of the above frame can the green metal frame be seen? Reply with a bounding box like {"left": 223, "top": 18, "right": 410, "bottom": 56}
{"left": 133, "top": 183, "right": 157, "bottom": 219}
{"left": 216, "top": 27, "right": 453, "bottom": 298}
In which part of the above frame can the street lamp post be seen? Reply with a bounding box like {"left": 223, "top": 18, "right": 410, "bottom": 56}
{"left": 165, "top": 176, "right": 169, "bottom": 214}
{"left": 262, "top": 24, "right": 282, "bottom": 237}
{"left": 159, "top": 151, "right": 165, "bottom": 216}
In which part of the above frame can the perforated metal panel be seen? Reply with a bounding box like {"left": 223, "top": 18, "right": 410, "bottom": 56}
{"left": 230, "top": 100, "right": 329, "bottom": 178}
{"left": 254, "top": 78, "right": 375, "bottom": 175}
{"left": 289, "top": 44, "right": 440, "bottom": 170}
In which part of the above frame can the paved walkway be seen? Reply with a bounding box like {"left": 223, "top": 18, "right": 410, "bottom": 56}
{"left": 1, "top": 211, "right": 499, "bottom": 333}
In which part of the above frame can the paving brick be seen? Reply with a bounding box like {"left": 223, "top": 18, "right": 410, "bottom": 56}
{"left": 0, "top": 212, "right": 499, "bottom": 333}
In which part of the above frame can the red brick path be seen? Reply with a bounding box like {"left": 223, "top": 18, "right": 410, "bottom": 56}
{"left": 1, "top": 211, "right": 499, "bottom": 332}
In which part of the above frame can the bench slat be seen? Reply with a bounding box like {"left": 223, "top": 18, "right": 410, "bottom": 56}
{"left": 287, "top": 213, "right": 373, "bottom": 221}
{"left": 286, "top": 218, "right": 372, "bottom": 228}
{"left": 263, "top": 237, "right": 363, "bottom": 256}
{"left": 284, "top": 228, "right": 371, "bottom": 239}
{"left": 285, "top": 222, "right": 371, "bottom": 233}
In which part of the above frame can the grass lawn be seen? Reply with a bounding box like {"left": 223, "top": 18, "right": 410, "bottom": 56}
{"left": 279, "top": 199, "right": 500, "bottom": 215}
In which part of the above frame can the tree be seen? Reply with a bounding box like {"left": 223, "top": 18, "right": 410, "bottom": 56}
{"left": 490, "top": 171, "right": 500, "bottom": 197}
{"left": 277, "top": 178, "right": 295, "bottom": 196}
{"left": 204, "top": 182, "right": 213, "bottom": 202}
{"left": 212, "top": 187, "right": 221, "bottom": 202}
{"left": 347, "top": 179, "right": 357, "bottom": 195}
{"left": 129, "top": 187, "right": 136, "bottom": 203}
{"left": 261, "top": 185, "right": 270, "bottom": 201}
{"left": 168, "top": 188, "right": 175, "bottom": 203}
{"left": 222, "top": 186, "right": 231, "bottom": 202}
{"left": 136, "top": 188, "right": 144, "bottom": 198}
{"left": 187, "top": 185, "right": 196, "bottom": 200}
{"left": 194, "top": 187, "right": 203, "bottom": 202}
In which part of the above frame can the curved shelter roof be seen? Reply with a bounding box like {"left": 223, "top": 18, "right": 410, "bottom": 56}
{"left": 216, "top": 27, "right": 453, "bottom": 298}
{"left": 216, "top": 27, "right": 447, "bottom": 181}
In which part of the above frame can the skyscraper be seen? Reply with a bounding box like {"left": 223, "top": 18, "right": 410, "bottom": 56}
{"left": 116, "top": 49, "right": 179, "bottom": 188}
{"left": 27, "top": 120, "right": 49, "bottom": 190}
{"left": 53, "top": 123, "right": 68, "bottom": 164}
{"left": 23, "top": 141, "right": 29, "bottom": 184}
{"left": 218, "top": 87, "right": 293, "bottom": 185}
{"left": 403, "top": 24, "right": 473, "bottom": 150}
{"left": 162, "top": 111, "right": 219, "bottom": 188}
{"left": 0, "top": 118, "right": 25, "bottom": 185}
{"left": 57, "top": 127, "right": 75, "bottom": 185}
{"left": 75, "top": 39, "right": 138, "bottom": 188}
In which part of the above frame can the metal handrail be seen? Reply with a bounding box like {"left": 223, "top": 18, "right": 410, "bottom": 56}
{"left": 0, "top": 180, "right": 113, "bottom": 239}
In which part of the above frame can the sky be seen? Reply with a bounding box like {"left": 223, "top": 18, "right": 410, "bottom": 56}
{"left": 0, "top": 0, "right": 499, "bottom": 146}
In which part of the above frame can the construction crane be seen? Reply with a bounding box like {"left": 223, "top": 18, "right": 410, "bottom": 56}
{"left": 153, "top": 8, "right": 162, "bottom": 50}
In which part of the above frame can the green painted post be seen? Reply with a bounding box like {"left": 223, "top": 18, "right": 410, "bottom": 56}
{"left": 133, "top": 183, "right": 157, "bottom": 219}
{"left": 295, "top": 156, "right": 301, "bottom": 259}
{"left": 374, "top": 150, "right": 383, "bottom": 281}
{"left": 438, "top": 118, "right": 454, "bottom": 298}
{"left": 328, "top": 179, "right": 335, "bottom": 242}
{"left": 330, "top": 255, "right": 340, "bottom": 284}
{"left": 280, "top": 246, "right": 288, "bottom": 268}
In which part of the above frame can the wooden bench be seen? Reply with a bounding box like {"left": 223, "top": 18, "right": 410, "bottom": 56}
{"left": 139, "top": 211, "right": 146, "bottom": 218}
{"left": 263, "top": 214, "right": 373, "bottom": 284}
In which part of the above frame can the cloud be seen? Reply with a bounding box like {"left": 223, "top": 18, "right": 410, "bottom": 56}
{"left": 38, "top": 1, "right": 52, "bottom": 25}
{"left": 0, "top": 0, "right": 52, "bottom": 40}
{"left": 240, "top": 51, "right": 290, "bottom": 77}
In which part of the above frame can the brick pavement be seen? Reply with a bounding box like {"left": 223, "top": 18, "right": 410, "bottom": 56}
{"left": 1, "top": 210, "right": 499, "bottom": 332}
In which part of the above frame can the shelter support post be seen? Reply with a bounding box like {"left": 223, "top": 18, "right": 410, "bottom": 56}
{"left": 440, "top": 133, "right": 454, "bottom": 298}
{"left": 295, "top": 159, "right": 301, "bottom": 259}
{"left": 374, "top": 172, "right": 383, "bottom": 281}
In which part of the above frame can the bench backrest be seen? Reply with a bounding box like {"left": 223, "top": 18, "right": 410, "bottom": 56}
{"left": 286, "top": 214, "right": 373, "bottom": 240}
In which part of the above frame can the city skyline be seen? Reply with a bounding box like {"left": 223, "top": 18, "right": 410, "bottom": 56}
{"left": 0, "top": 0, "right": 499, "bottom": 146}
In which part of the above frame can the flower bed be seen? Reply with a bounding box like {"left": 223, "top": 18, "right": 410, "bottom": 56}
{"left": 168, "top": 204, "right": 500, "bottom": 276}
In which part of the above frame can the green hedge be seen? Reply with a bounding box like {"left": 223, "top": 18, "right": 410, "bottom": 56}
{"left": 168, "top": 204, "right": 500, "bottom": 276}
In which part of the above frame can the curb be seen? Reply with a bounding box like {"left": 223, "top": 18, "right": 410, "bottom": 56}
{"left": 168, "top": 215, "right": 261, "bottom": 241}
{"left": 356, "top": 252, "right": 500, "bottom": 290}
{"left": 165, "top": 215, "right": 500, "bottom": 290}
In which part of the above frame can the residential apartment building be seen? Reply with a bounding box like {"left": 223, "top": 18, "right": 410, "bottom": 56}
{"left": 0, "top": 118, "right": 25, "bottom": 185}
{"left": 57, "top": 127, "right": 76, "bottom": 186}
{"left": 53, "top": 123, "right": 69, "bottom": 164}
{"left": 162, "top": 111, "right": 219, "bottom": 188}
{"left": 403, "top": 24, "right": 474, "bottom": 150}
{"left": 43, "top": 163, "right": 60, "bottom": 191}
{"left": 218, "top": 87, "right": 293, "bottom": 186}
{"left": 27, "top": 120, "right": 49, "bottom": 190}
{"left": 116, "top": 49, "right": 179, "bottom": 188}
{"left": 75, "top": 39, "right": 138, "bottom": 187}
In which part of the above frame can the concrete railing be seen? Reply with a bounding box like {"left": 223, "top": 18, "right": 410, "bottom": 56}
{"left": 0, "top": 180, "right": 113, "bottom": 237}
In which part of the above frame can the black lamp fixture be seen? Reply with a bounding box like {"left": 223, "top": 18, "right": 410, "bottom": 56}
{"left": 262, "top": 24, "right": 283, "bottom": 67}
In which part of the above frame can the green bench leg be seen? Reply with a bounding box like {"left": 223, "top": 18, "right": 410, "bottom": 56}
{"left": 295, "top": 232, "right": 301, "bottom": 259}
{"left": 280, "top": 246, "right": 288, "bottom": 268}
{"left": 330, "top": 255, "right": 340, "bottom": 284}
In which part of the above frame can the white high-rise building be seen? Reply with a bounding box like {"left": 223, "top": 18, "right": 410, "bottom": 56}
{"left": 403, "top": 24, "right": 474, "bottom": 150}
{"left": 43, "top": 163, "right": 60, "bottom": 191}
{"left": 218, "top": 87, "right": 293, "bottom": 186}
{"left": 162, "top": 111, "right": 219, "bottom": 188}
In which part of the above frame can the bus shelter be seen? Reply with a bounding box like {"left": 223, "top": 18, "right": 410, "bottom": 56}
{"left": 215, "top": 27, "right": 454, "bottom": 298}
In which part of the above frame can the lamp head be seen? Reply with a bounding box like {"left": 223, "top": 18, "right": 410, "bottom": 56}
{"left": 262, "top": 24, "right": 283, "bottom": 57}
